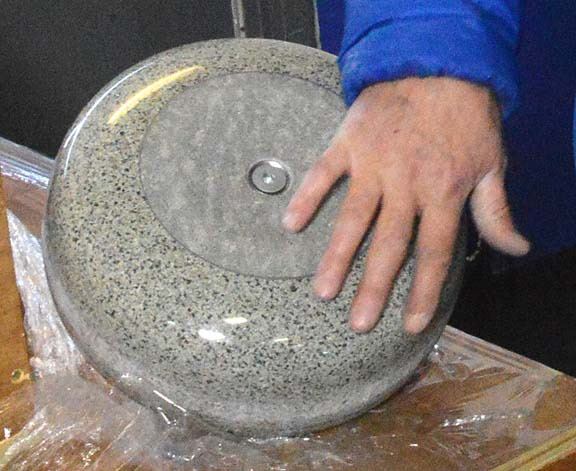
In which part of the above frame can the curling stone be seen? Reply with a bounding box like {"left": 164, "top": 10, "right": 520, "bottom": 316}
{"left": 43, "top": 39, "right": 465, "bottom": 437}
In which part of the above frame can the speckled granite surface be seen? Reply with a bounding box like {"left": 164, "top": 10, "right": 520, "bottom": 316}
{"left": 43, "top": 39, "right": 466, "bottom": 437}
{"left": 139, "top": 71, "right": 346, "bottom": 278}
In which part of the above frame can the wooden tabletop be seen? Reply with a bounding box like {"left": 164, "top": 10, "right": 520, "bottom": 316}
{"left": 0, "top": 176, "right": 35, "bottom": 440}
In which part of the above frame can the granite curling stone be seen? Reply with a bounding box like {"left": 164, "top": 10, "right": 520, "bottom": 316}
{"left": 43, "top": 39, "right": 466, "bottom": 437}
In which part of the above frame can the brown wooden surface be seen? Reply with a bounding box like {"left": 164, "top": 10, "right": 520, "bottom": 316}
{"left": 0, "top": 177, "right": 33, "bottom": 437}
{"left": 544, "top": 453, "right": 576, "bottom": 471}
{"left": 2, "top": 177, "right": 46, "bottom": 238}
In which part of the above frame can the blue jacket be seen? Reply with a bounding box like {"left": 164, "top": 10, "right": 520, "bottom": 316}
{"left": 317, "top": 0, "right": 576, "bottom": 261}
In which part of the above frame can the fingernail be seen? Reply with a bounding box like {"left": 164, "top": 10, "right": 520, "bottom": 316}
{"left": 404, "top": 312, "right": 434, "bottom": 335}
{"left": 282, "top": 211, "right": 299, "bottom": 232}
{"left": 313, "top": 275, "right": 339, "bottom": 300}
{"left": 350, "top": 300, "right": 381, "bottom": 333}
{"left": 516, "top": 236, "right": 531, "bottom": 255}
{"left": 349, "top": 314, "right": 376, "bottom": 333}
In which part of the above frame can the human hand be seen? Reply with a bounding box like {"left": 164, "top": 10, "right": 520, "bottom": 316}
{"left": 283, "top": 77, "right": 529, "bottom": 335}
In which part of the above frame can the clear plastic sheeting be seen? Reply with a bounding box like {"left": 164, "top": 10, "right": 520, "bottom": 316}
{"left": 8, "top": 212, "right": 83, "bottom": 378}
{"left": 2, "top": 212, "right": 576, "bottom": 470}
{"left": 0, "top": 140, "right": 50, "bottom": 237}
{"left": 0, "top": 137, "right": 52, "bottom": 189}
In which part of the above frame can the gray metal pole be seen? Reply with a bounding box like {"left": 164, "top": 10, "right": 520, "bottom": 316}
{"left": 230, "top": 0, "right": 319, "bottom": 47}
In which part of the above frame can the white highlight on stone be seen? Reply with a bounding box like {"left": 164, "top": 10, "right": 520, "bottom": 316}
{"left": 223, "top": 316, "right": 249, "bottom": 325}
{"left": 153, "top": 389, "right": 187, "bottom": 413}
{"left": 198, "top": 328, "right": 226, "bottom": 342}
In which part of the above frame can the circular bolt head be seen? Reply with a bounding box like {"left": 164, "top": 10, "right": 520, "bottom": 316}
{"left": 249, "top": 160, "right": 290, "bottom": 194}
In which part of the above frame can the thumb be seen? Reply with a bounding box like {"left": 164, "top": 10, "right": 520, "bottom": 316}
{"left": 470, "top": 171, "right": 530, "bottom": 257}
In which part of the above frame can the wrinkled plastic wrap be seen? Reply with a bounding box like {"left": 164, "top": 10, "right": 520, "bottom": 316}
{"left": 2, "top": 151, "right": 576, "bottom": 470}
{"left": 0, "top": 138, "right": 52, "bottom": 190}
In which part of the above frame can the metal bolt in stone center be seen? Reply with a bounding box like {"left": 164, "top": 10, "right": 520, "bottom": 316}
{"left": 249, "top": 160, "right": 290, "bottom": 194}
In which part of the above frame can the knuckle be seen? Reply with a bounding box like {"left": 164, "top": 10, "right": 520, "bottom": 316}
{"left": 445, "top": 175, "right": 470, "bottom": 199}
{"left": 438, "top": 169, "right": 471, "bottom": 200}
{"left": 353, "top": 190, "right": 376, "bottom": 207}
{"left": 318, "top": 150, "right": 344, "bottom": 175}
{"left": 313, "top": 160, "right": 334, "bottom": 180}
{"left": 359, "top": 275, "right": 390, "bottom": 298}
{"left": 422, "top": 162, "right": 472, "bottom": 203}
{"left": 344, "top": 190, "right": 378, "bottom": 214}
{"left": 416, "top": 245, "right": 452, "bottom": 267}
{"left": 375, "top": 234, "right": 409, "bottom": 254}
{"left": 329, "top": 240, "right": 353, "bottom": 261}
{"left": 358, "top": 282, "right": 382, "bottom": 299}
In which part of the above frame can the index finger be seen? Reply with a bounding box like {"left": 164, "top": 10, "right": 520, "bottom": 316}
{"left": 283, "top": 145, "right": 347, "bottom": 232}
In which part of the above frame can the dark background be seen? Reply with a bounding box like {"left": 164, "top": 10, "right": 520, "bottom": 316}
{"left": 0, "top": 0, "right": 316, "bottom": 156}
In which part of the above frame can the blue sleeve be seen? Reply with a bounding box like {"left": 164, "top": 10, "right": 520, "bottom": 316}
{"left": 339, "top": 0, "right": 521, "bottom": 119}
